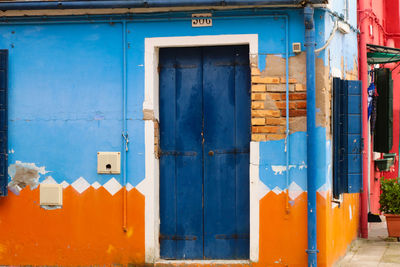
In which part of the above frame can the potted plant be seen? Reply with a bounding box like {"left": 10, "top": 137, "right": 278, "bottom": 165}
{"left": 379, "top": 177, "right": 400, "bottom": 241}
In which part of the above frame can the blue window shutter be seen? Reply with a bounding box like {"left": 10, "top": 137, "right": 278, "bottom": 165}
{"left": 333, "top": 78, "right": 362, "bottom": 197}
{"left": 345, "top": 80, "right": 362, "bottom": 193}
{"left": 0, "top": 50, "right": 7, "bottom": 197}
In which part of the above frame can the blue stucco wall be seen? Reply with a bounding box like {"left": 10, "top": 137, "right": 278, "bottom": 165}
{"left": 0, "top": 5, "right": 357, "bottom": 197}
{"left": 0, "top": 8, "right": 328, "bottom": 189}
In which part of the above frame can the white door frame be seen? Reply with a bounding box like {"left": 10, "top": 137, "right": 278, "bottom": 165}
{"left": 142, "top": 34, "right": 260, "bottom": 263}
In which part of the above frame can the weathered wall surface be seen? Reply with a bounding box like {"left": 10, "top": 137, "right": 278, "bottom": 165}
{"left": 0, "top": 6, "right": 359, "bottom": 266}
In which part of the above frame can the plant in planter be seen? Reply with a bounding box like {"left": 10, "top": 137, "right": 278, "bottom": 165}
{"left": 379, "top": 177, "right": 400, "bottom": 241}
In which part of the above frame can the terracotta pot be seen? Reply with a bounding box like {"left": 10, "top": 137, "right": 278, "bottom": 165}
{"left": 385, "top": 214, "right": 400, "bottom": 237}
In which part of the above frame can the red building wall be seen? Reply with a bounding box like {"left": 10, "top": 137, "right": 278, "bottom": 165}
{"left": 359, "top": 0, "right": 400, "bottom": 216}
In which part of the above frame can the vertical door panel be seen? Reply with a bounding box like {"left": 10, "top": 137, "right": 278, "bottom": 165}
{"left": 159, "top": 47, "right": 203, "bottom": 259}
{"left": 159, "top": 49, "right": 178, "bottom": 259}
{"left": 175, "top": 48, "right": 203, "bottom": 258}
{"left": 203, "top": 46, "right": 250, "bottom": 259}
{"left": 233, "top": 46, "right": 251, "bottom": 258}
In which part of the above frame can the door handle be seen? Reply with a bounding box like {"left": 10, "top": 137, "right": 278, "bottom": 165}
{"left": 208, "top": 150, "right": 214, "bottom": 156}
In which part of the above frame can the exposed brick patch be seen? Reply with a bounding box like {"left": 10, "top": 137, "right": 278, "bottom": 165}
{"left": 250, "top": 65, "right": 307, "bottom": 141}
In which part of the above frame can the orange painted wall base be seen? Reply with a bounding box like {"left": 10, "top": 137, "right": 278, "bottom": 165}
{"left": 0, "top": 187, "right": 145, "bottom": 265}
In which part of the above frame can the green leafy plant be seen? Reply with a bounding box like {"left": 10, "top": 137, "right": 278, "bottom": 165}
{"left": 380, "top": 177, "right": 400, "bottom": 214}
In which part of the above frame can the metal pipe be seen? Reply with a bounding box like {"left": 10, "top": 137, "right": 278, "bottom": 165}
{"left": 304, "top": 4, "right": 318, "bottom": 267}
{"left": 122, "top": 20, "right": 129, "bottom": 232}
{"left": 358, "top": 0, "right": 369, "bottom": 239}
{"left": 284, "top": 15, "right": 291, "bottom": 214}
{"left": 0, "top": 0, "right": 326, "bottom": 11}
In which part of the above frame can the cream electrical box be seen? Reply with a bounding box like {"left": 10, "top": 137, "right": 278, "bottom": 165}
{"left": 97, "top": 152, "right": 121, "bottom": 174}
{"left": 40, "top": 184, "right": 63, "bottom": 206}
{"left": 292, "top": 42, "right": 302, "bottom": 53}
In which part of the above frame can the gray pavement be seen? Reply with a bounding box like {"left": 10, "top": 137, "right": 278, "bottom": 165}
{"left": 334, "top": 216, "right": 400, "bottom": 266}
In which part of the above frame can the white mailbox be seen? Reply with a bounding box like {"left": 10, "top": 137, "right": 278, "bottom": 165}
{"left": 97, "top": 152, "right": 121, "bottom": 174}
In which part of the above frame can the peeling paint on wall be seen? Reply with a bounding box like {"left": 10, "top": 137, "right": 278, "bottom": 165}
{"left": 8, "top": 161, "right": 48, "bottom": 194}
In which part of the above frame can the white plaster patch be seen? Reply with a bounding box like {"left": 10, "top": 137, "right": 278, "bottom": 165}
{"left": 288, "top": 181, "right": 304, "bottom": 200}
{"left": 41, "top": 176, "right": 57, "bottom": 184}
{"left": 91, "top": 181, "right": 101, "bottom": 190}
{"left": 71, "top": 177, "right": 90, "bottom": 194}
{"left": 60, "top": 181, "right": 69, "bottom": 189}
{"left": 103, "top": 177, "right": 122, "bottom": 196}
{"left": 299, "top": 161, "right": 307, "bottom": 170}
{"left": 271, "top": 165, "right": 296, "bottom": 175}
{"left": 10, "top": 161, "right": 48, "bottom": 176}
{"left": 8, "top": 161, "right": 49, "bottom": 193}
{"left": 272, "top": 186, "right": 283, "bottom": 195}
{"left": 126, "top": 182, "right": 134, "bottom": 192}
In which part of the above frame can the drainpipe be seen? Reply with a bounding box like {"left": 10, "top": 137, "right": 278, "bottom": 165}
{"left": 304, "top": 4, "right": 318, "bottom": 267}
{"left": 358, "top": 0, "right": 369, "bottom": 239}
{"left": 122, "top": 21, "right": 129, "bottom": 232}
{"left": 284, "top": 15, "right": 291, "bottom": 214}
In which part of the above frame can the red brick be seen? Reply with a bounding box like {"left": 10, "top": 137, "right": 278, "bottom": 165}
{"left": 281, "top": 109, "right": 307, "bottom": 117}
{"left": 252, "top": 126, "right": 280, "bottom": 133}
{"left": 252, "top": 84, "right": 267, "bottom": 92}
{"left": 252, "top": 101, "right": 265, "bottom": 109}
{"left": 296, "top": 101, "right": 307, "bottom": 109}
{"left": 282, "top": 93, "right": 307, "bottom": 101}
{"left": 252, "top": 93, "right": 267, "bottom": 101}
{"left": 266, "top": 117, "right": 286, "bottom": 125}
{"left": 252, "top": 110, "right": 280, "bottom": 118}
{"left": 268, "top": 93, "right": 281, "bottom": 101}
{"left": 252, "top": 134, "right": 267, "bottom": 142}
{"left": 280, "top": 77, "right": 297, "bottom": 84}
{"left": 290, "top": 93, "right": 307, "bottom": 100}
{"left": 252, "top": 118, "right": 265, "bottom": 125}
{"left": 276, "top": 101, "right": 296, "bottom": 110}
{"left": 252, "top": 76, "right": 280, "bottom": 84}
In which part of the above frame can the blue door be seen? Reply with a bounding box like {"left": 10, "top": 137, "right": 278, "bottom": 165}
{"left": 159, "top": 46, "right": 250, "bottom": 260}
